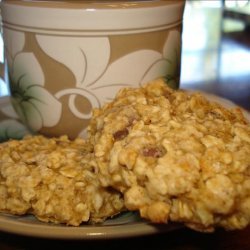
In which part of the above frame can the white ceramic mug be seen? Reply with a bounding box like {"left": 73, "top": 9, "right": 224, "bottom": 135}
{"left": 0, "top": 0, "right": 185, "bottom": 139}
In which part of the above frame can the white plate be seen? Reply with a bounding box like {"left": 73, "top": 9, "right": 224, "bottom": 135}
{"left": 0, "top": 92, "right": 249, "bottom": 239}
{"left": 0, "top": 211, "right": 181, "bottom": 239}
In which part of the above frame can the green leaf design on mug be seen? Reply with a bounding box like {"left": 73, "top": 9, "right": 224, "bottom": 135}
{"left": 9, "top": 53, "right": 62, "bottom": 132}
{"left": 162, "top": 31, "right": 181, "bottom": 89}
{"left": 0, "top": 120, "right": 30, "bottom": 142}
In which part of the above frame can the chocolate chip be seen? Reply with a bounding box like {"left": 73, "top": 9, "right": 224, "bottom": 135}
{"left": 163, "top": 90, "right": 174, "bottom": 102}
{"left": 113, "top": 128, "right": 129, "bottom": 141}
{"left": 142, "top": 147, "right": 165, "bottom": 158}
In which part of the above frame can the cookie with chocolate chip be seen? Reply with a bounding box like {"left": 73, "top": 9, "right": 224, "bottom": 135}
{"left": 88, "top": 78, "right": 250, "bottom": 232}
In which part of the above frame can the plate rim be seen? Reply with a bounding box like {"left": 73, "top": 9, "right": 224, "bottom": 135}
{"left": 0, "top": 212, "right": 181, "bottom": 239}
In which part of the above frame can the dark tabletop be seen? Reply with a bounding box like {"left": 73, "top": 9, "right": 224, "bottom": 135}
{"left": 0, "top": 224, "right": 250, "bottom": 250}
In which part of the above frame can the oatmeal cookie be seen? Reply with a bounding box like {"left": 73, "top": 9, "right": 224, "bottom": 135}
{"left": 88, "top": 78, "right": 250, "bottom": 232}
{"left": 0, "top": 135, "right": 124, "bottom": 226}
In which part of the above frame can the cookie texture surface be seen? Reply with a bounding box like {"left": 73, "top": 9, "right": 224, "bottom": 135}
{"left": 88, "top": 79, "right": 250, "bottom": 231}
{"left": 0, "top": 135, "right": 124, "bottom": 226}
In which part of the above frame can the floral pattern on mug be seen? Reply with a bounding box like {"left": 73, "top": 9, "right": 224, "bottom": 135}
{"left": 9, "top": 53, "right": 62, "bottom": 132}
{"left": 162, "top": 30, "right": 181, "bottom": 89}
{"left": 0, "top": 119, "right": 30, "bottom": 142}
{"left": 4, "top": 27, "right": 181, "bottom": 136}
{"left": 0, "top": 98, "right": 30, "bottom": 142}
{"left": 36, "top": 29, "right": 181, "bottom": 107}
{"left": 4, "top": 29, "right": 25, "bottom": 70}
